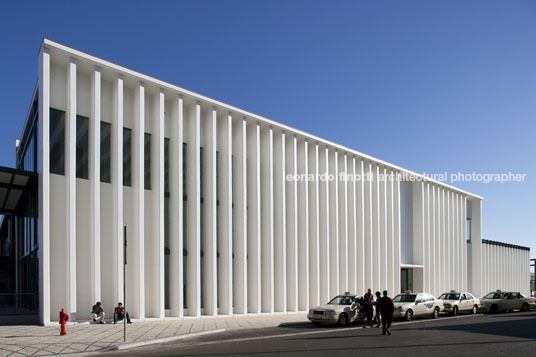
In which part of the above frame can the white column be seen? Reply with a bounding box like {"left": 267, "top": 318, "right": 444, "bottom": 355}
{"left": 462, "top": 195, "right": 468, "bottom": 290}
{"left": 273, "top": 130, "right": 286, "bottom": 312}
{"left": 329, "top": 150, "right": 339, "bottom": 296}
{"left": 297, "top": 139, "right": 309, "bottom": 310}
{"left": 338, "top": 153, "right": 348, "bottom": 293}
{"left": 364, "top": 162, "right": 373, "bottom": 291}
{"left": 246, "top": 121, "right": 261, "bottom": 314}
{"left": 388, "top": 170, "right": 395, "bottom": 295}
{"left": 66, "top": 58, "right": 77, "bottom": 319}
{"left": 201, "top": 107, "right": 217, "bottom": 316}
{"left": 308, "top": 143, "right": 320, "bottom": 307}
{"left": 90, "top": 67, "right": 102, "bottom": 307}
{"left": 169, "top": 95, "right": 183, "bottom": 317}
{"left": 318, "top": 146, "right": 330, "bottom": 303}
{"left": 455, "top": 193, "right": 459, "bottom": 291}
{"left": 357, "top": 160, "right": 365, "bottom": 294}
{"left": 131, "top": 82, "right": 145, "bottom": 319}
{"left": 186, "top": 102, "right": 201, "bottom": 316}
{"left": 260, "top": 126, "right": 274, "bottom": 313}
{"left": 422, "top": 183, "right": 429, "bottom": 293}
{"left": 232, "top": 118, "right": 247, "bottom": 314}
{"left": 412, "top": 182, "right": 424, "bottom": 266}
{"left": 471, "top": 199, "right": 482, "bottom": 297}
{"left": 372, "top": 164, "right": 380, "bottom": 291}
{"left": 394, "top": 171, "right": 401, "bottom": 295}
{"left": 38, "top": 46, "right": 51, "bottom": 325}
{"left": 380, "top": 167, "right": 387, "bottom": 291}
{"left": 347, "top": 157, "right": 357, "bottom": 294}
{"left": 285, "top": 135, "right": 298, "bottom": 311}
{"left": 152, "top": 90, "right": 165, "bottom": 318}
{"left": 217, "top": 112, "right": 233, "bottom": 315}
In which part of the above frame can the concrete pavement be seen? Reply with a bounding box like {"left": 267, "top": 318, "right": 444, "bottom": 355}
{"left": 0, "top": 313, "right": 308, "bottom": 356}
{"left": 106, "top": 311, "right": 536, "bottom": 356}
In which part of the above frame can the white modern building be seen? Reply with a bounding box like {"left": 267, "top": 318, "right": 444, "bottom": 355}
{"left": 0, "top": 39, "right": 530, "bottom": 325}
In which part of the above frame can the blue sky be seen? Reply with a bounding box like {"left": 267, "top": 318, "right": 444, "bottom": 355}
{"left": 0, "top": 0, "right": 535, "bottom": 256}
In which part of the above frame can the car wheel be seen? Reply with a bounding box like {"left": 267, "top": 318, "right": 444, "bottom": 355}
{"left": 432, "top": 307, "right": 440, "bottom": 319}
{"left": 471, "top": 305, "right": 478, "bottom": 314}
{"left": 521, "top": 303, "right": 529, "bottom": 312}
{"left": 338, "top": 313, "right": 348, "bottom": 327}
{"left": 452, "top": 306, "right": 458, "bottom": 316}
{"left": 490, "top": 304, "right": 499, "bottom": 314}
{"left": 405, "top": 309, "right": 413, "bottom": 321}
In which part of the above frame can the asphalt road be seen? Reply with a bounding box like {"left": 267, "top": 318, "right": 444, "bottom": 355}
{"left": 105, "top": 311, "right": 536, "bottom": 356}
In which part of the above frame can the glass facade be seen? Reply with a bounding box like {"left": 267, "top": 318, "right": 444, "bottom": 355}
{"left": 164, "top": 137, "right": 170, "bottom": 309}
{"left": 183, "top": 143, "right": 187, "bottom": 309}
{"left": 144, "top": 133, "right": 151, "bottom": 190}
{"left": 49, "top": 108, "right": 65, "bottom": 175}
{"left": 123, "top": 128, "right": 132, "bottom": 186}
{"left": 466, "top": 218, "right": 471, "bottom": 242}
{"left": 100, "top": 122, "right": 111, "bottom": 183}
{"left": 76, "top": 115, "right": 89, "bottom": 179}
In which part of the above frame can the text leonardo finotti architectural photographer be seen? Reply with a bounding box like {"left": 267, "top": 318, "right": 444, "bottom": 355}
{"left": 0, "top": 39, "right": 530, "bottom": 325}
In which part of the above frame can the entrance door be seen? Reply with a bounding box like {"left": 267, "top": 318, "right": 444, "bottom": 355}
{"left": 401, "top": 268, "right": 413, "bottom": 293}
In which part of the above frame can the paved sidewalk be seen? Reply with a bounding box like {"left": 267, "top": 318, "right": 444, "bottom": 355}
{"left": 0, "top": 314, "right": 308, "bottom": 356}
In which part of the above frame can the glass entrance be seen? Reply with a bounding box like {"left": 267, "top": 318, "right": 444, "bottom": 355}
{"left": 401, "top": 268, "right": 413, "bottom": 293}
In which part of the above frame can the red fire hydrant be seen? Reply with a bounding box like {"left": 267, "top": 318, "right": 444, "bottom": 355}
{"left": 59, "top": 308, "right": 69, "bottom": 336}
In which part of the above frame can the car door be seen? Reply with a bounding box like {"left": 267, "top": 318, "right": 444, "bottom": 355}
{"left": 460, "top": 294, "right": 470, "bottom": 312}
{"left": 414, "top": 295, "right": 426, "bottom": 316}
{"left": 511, "top": 293, "right": 522, "bottom": 310}
{"left": 502, "top": 293, "right": 514, "bottom": 311}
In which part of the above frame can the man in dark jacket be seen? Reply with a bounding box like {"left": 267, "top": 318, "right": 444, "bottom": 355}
{"left": 378, "top": 290, "right": 395, "bottom": 335}
{"left": 363, "top": 289, "right": 374, "bottom": 327}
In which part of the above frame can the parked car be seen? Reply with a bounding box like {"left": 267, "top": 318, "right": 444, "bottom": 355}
{"left": 393, "top": 291, "right": 443, "bottom": 321}
{"left": 307, "top": 293, "right": 365, "bottom": 327}
{"left": 480, "top": 290, "right": 536, "bottom": 313}
{"left": 438, "top": 291, "right": 480, "bottom": 315}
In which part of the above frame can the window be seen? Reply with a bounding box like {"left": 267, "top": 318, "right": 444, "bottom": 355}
{"left": 144, "top": 133, "right": 151, "bottom": 189}
{"left": 49, "top": 108, "right": 65, "bottom": 175}
{"left": 76, "top": 115, "right": 89, "bottom": 179}
{"left": 123, "top": 128, "right": 132, "bottom": 186}
{"left": 100, "top": 122, "right": 111, "bottom": 183}
{"left": 466, "top": 218, "right": 471, "bottom": 242}
{"left": 164, "top": 138, "right": 170, "bottom": 193}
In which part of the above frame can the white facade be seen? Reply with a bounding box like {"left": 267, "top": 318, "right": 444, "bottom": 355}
{"left": 32, "top": 39, "right": 530, "bottom": 325}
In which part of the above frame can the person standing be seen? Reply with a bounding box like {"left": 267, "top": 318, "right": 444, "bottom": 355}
{"left": 363, "top": 289, "right": 374, "bottom": 327}
{"left": 378, "top": 290, "right": 395, "bottom": 335}
{"left": 374, "top": 291, "right": 382, "bottom": 328}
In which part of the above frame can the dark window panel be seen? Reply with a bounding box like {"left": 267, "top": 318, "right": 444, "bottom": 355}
{"left": 100, "top": 122, "right": 111, "bottom": 183}
{"left": 144, "top": 133, "right": 151, "bottom": 190}
{"left": 164, "top": 138, "right": 170, "bottom": 193}
{"left": 123, "top": 127, "right": 132, "bottom": 186}
{"left": 49, "top": 108, "right": 65, "bottom": 175}
{"left": 76, "top": 115, "right": 89, "bottom": 179}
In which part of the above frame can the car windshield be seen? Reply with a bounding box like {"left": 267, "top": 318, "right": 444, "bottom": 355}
{"left": 483, "top": 292, "right": 504, "bottom": 299}
{"left": 393, "top": 294, "right": 416, "bottom": 302}
{"left": 328, "top": 296, "right": 354, "bottom": 305}
{"left": 439, "top": 293, "right": 460, "bottom": 300}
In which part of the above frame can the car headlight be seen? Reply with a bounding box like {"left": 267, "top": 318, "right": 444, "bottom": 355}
{"left": 325, "top": 310, "right": 336, "bottom": 315}
{"left": 309, "top": 309, "right": 314, "bottom": 314}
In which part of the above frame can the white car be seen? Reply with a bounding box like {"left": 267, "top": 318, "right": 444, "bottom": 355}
{"left": 438, "top": 291, "right": 480, "bottom": 315}
{"left": 307, "top": 293, "right": 365, "bottom": 327}
{"left": 393, "top": 292, "right": 443, "bottom": 321}
{"left": 480, "top": 290, "right": 536, "bottom": 313}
